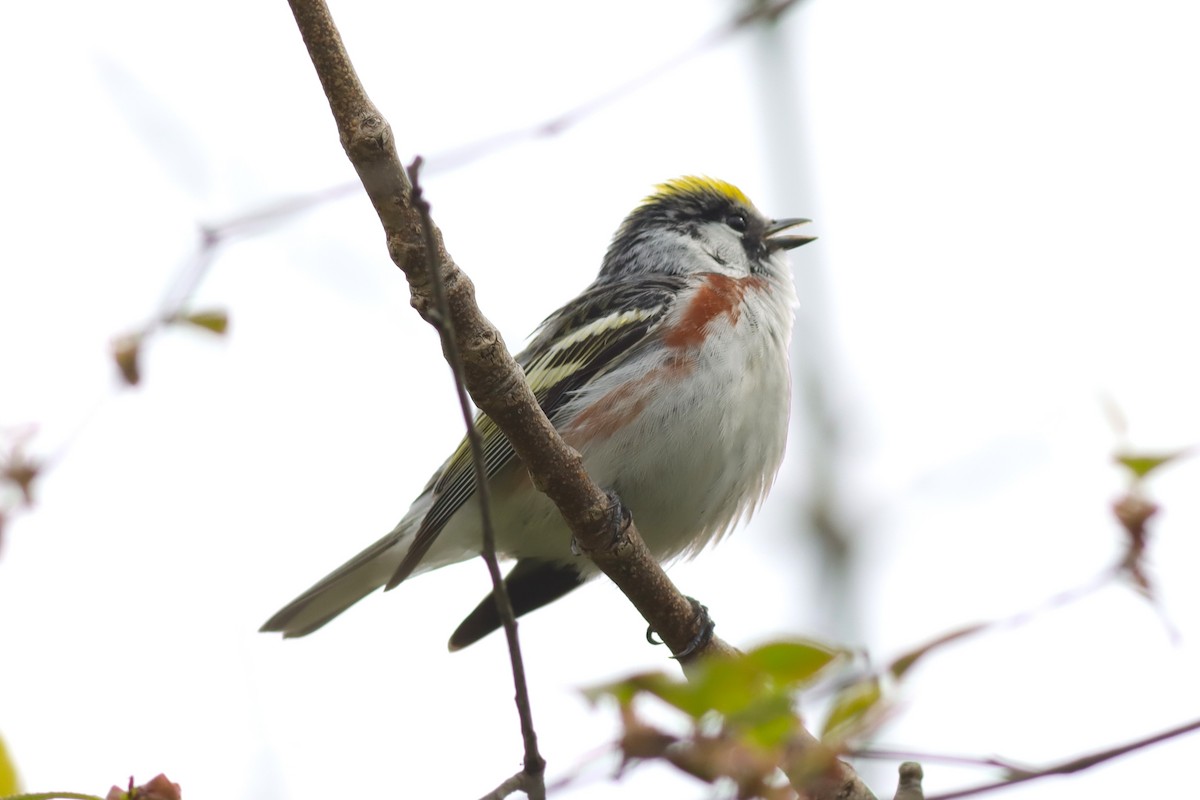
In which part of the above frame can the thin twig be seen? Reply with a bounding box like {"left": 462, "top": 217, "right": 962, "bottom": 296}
{"left": 199, "top": 182, "right": 362, "bottom": 242}
{"left": 851, "top": 748, "right": 1029, "bottom": 773}
{"left": 477, "top": 770, "right": 537, "bottom": 800}
{"left": 424, "top": 0, "right": 805, "bottom": 173}
{"left": 140, "top": 0, "right": 809, "bottom": 250}
{"left": 407, "top": 159, "right": 545, "bottom": 797}
{"left": 800, "top": 563, "right": 1132, "bottom": 710}
{"left": 153, "top": 239, "right": 220, "bottom": 327}
{"left": 921, "top": 717, "right": 1200, "bottom": 800}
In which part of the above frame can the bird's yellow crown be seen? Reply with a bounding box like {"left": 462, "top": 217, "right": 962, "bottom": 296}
{"left": 646, "top": 176, "right": 751, "bottom": 208}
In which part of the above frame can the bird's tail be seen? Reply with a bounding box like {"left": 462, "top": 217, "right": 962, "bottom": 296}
{"left": 259, "top": 530, "right": 410, "bottom": 637}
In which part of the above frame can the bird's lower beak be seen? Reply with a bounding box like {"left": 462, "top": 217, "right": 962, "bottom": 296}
{"left": 765, "top": 217, "right": 816, "bottom": 252}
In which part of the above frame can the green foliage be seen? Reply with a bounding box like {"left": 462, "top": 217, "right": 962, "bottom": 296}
{"left": 109, "top": 307, "right": 230, "bottom": 386}
{"left": 586, "top": 640, "right": 848, "bottom": 798}
{"left": 590, "top": 639, "right": 839, "bottom": 727}
{"left": 586, "top": 626, "right": 1022, "bottom": 796}
{"left": 172, "top": 309, "right": 229, "bottom": 336}
{"left": 0, "top": 773, "right": 178, "bottom": 800}
{"left": 0, "top": 734, "right": 19, "bottom": 796}
{"left": 1113, "top": 447, "right": 1191, "bottom": 482}
{"left": 888, "top": 623, "right": 987, "bottom": 680}
{"left": 820, "top": 678, "right": 881, "bottom": 742}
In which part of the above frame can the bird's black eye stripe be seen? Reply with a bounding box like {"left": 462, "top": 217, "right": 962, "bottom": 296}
{"left": 725, "top": 212, "right": 748, "bottom": 233}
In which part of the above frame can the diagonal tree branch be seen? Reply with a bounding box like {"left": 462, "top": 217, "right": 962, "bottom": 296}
{"left": 282, "top": 2, "right": 875, "bottom": 799}
{"left": 284, "top": 0, "right": 731, "bottom": 672}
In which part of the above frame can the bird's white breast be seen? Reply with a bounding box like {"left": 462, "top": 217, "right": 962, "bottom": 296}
{"left": 556, "top": 274, "right": 795, "bottom": 562}
{"left": 422, "top": 271, "right": 795, "bottom": 572}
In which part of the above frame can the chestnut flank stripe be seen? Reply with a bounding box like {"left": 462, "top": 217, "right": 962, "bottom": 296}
{"left": 663, "top": 274, "right": 763, "bottom": 349}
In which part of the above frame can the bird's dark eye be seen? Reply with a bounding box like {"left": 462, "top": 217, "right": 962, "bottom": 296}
{"left": 726, "top": 213, "right": 748, "bottom": 233}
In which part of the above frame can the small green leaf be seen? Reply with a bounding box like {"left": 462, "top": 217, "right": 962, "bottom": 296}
{"left": 1114, "top": 448, "right": 1191, "bottom": 480}
{"left": 726, "top": 693, "right": 798, "bottom": 748}
{"left": 743, "top": 640, "right": 842, "bottom": 687}
{"left": 628, "top": 673, "right": 708, "bottom": 718}
{"left": 586, "top": 672, "right": 708, "bottom": 718}
{"left": 821, "top": 678, "right": 882, "bottom": 741}
{"left": 176, "top": 309, "right": 229, "bottom": 335}
{"left": 586, "top": 639, "right": 843, "bottom": 729}
{"left": 584, "top": 672, "right": 657, "bottom": 709}
{"left": 687, "top": 658, "right": 767, "bottom": 717}
{"left": 0, "top": 732, "right": 20, "bottom": 795}
{"left": 889, "top": 623, "right": 989, "bottom": 680}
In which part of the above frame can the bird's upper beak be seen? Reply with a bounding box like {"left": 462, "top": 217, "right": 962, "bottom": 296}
{"left": 765, "top": 217, "right": 816, "bottom": 252}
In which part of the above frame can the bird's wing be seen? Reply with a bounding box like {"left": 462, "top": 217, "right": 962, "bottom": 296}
{"left": 384, "top": 274, "right": 688, "bottom": 588}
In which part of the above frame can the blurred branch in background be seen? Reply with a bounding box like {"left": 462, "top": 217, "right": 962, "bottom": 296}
{"left": 425, "top": 0, "right": 805, "bottom": 173}
{"left": 745, "top": 0, "right": 859, "bottom": 638}
{"left": 921, "top": 717, "right": 1200, "bottom": 800}
{"left": 852, "top": 715, "right": 1200, "bottom": 800}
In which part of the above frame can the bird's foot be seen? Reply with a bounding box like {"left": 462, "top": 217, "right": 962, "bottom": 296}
{"left": 571, "top": 490, "right": 631, "bottom": 556}
{"left": 646, "top": 596, "right": 714, "bottom": 659}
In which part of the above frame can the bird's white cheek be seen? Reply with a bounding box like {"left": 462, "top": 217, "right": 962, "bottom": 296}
{"left": 691, "top": 232, "right": 751, "bottom": 278}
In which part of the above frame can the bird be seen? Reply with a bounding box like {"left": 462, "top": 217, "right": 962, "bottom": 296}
{"left": 261, "top": 176, "right": 814, "bottom": 650}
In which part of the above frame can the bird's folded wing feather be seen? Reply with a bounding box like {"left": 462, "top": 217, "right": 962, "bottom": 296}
{"left": 384, "top": 274, "right": 689, "bottom": 588}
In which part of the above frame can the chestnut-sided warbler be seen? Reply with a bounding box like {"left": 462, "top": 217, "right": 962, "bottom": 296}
{"left": 261, "top": 176, "right": 814, "bottom": 649}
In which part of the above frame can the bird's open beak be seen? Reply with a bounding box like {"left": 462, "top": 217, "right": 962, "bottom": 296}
{"left": 765, "top": 218, "right": 816, "bottom": 252}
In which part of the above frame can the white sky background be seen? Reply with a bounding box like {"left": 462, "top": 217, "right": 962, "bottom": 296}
{"left": 2, "top": 1, "right": 1199, "bottom": 798}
